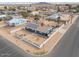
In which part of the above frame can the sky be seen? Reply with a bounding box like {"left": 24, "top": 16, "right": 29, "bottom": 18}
{"left": 0, "top": 0, "right": 79, "bottom": 3}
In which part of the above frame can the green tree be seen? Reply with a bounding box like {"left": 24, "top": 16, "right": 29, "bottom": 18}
{"left": 20, "top": 11, "right": 29, "bottom": 18}
{"left": 4, "top": 6, "right": 7, "bottom": 10}
{"left": 34, "top": 15, "right": 40, "bottom": 23}
{"left": 8, "top": 7, "right": 16, "bottom": 11}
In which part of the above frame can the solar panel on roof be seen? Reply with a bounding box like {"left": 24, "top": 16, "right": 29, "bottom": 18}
{"left": 26, "top": 22, "right": 38, "bottom": 30}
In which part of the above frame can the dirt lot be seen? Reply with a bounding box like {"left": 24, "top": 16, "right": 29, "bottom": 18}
{"left": 15, "top": 29, "right": 46, "bottom": 45}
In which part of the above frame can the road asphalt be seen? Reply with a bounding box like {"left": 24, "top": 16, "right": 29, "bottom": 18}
{"left": 0, "top": 36, "right": 32, "bottom": 57}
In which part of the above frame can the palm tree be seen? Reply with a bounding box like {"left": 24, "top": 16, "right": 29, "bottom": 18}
{"left": 56, "top": 16, "right": 60, "bottom": 27}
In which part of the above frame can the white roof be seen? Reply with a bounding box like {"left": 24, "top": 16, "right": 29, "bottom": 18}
{"left": 0, "top": 15, "right": 6, "bottom": 18}
{"left": 8, "top": 18, "right": 27, "bottom": 24}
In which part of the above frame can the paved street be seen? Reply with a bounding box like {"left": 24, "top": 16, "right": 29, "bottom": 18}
{"left": 0, "top": 36, "right": 32, "bottom": 57}
{"left": 44, "top": 16, "right": 79, "bottom": 57}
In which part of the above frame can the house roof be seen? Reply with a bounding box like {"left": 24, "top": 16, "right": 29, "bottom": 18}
{"left": 47, "top": 13, "right": 71, "bottom": 21}
{"left": 26, "top": 22, "right": 52, "bottom": 34}
{"left": 8, "top": 18, "right": 27, "bottom": 24}
{"left": 26, "top": 22, "right": 38, "bottom": 30}
{"left": 0, "top": 15, "right": 6, "bottom": 18}
{"left": 47, "top": 13, "right": 60, "bottom": 20}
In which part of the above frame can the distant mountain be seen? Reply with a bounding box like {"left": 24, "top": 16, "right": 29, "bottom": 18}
{"left": 36, "top": 2, "right": 51, "bottom": 4}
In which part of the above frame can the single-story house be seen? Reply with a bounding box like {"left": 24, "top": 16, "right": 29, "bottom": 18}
{"left": 60, "top": 14, "right": 71, "bottom": 21}
{"left": 0, "top": 15, "right": 6, "bottom": 19}
{"left": 47, "top": 13, "right": 61, "bottom": 21}
{"left": 25, "top": 22, "right": 53, "bottom": 37}
{"left": 0, "top": 15, "right": 7, "bottom": 21}
{"left": 7, "top": 18, "right": 27, "bottom": 26}
{"left": 31, "top": 11, "right": 39, "bottom": 15}
{"left": 47, "top": 13, "right": 71, "bottom": 24}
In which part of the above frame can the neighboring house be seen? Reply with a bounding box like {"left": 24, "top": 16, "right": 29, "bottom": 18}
{"left": 0, "top": 15, "right": 7, "bottom": 21}
{"left": 31, "top": 11, "right": 39, "bottom": 15}
{"left": 0, "top": 15, "right": 6, "bottom": 19}
{"left": 60, "top": 14, "right": 71, "bottom": 21}
{"left": 47, "top": 13, "right": 60, "bottom": 21}
{"left": 47, "top": 13, "right": 71, "bottom": 22}
{"left": 47, "top": 13, "right": 72, "bottom": 25}
{"left": 7, "top": 18, "right": 27, "bottom": 26}
{"left": 60, "top": 14, "right": 71, "bottom": 24}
